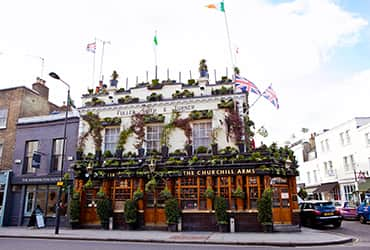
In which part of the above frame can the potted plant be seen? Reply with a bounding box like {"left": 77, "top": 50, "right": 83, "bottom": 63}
{"left": 199, "top": 59, "right": 209, "bottom": 78}
{"left": 69, "top": 190, "right": 81, "bottom": 229}
{"left": 232, "top": 185, "right": 245, "bottom": 211}
{"left": 133, "top": 187, "right": 144, "bottom": 210}
{"left": 124, "top": 199, "right": 137, "bottom": 230}
{"left": 203, "top": 186, "right": 214, "bottom": 210}
{"left": 257, "top": 188, "right": 273, "bottom": 232}
{"left": 164, "top": 198, "right": 180, "bottom": 232}
{"left": 96, "top": 187, "right": 113, "bottom": 230}
{"left": 110, "top": 70, "right": 119, "bottom": 87}
{"left": 214, "top": 196, "right": 228, "bottom": 232}
{"left": 160, "top": 185, "right": 173, "bottom": 201}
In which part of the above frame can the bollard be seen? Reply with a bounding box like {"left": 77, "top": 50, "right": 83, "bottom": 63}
{"left": 109, "top": 217, "right": 113, "bottom": 230}
{"left": 178, "top": 217, "right": 182, "bottom": 232}
{"left": 230, "top": 217, "right": 235, "bottom": 233}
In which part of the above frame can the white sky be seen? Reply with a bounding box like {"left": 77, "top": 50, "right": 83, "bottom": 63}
{"left": 0, "top": 0, "right": 369, "bottom": 145}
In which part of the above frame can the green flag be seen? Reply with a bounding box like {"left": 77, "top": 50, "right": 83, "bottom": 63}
{"left": 153, "top": 34, "right": 158, "bottom": 46}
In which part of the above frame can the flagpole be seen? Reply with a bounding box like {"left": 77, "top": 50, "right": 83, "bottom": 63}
{"left": 97, "top": 38, "right": 111, "bottom": 81}
{"left": 249, "top": 84, "right": 271, "bottom": 110}
{"left": 222, "top": 1, "right": 235, "bottom": 70}
{"left": 92, "top": 38, "right": 96, "bottom": 88}
{"left": 154, "top": 30, "right": 158, "bottom": 79}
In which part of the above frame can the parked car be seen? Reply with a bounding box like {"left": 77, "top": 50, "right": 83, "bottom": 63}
{"left": 299, "top": 200, "right": 342, "bottom": 228}
{"left": 357, "top": 197, "right": 370, "bottom": 224}
{"left": 333, "top": 200, "right": 358, "bottom": 220}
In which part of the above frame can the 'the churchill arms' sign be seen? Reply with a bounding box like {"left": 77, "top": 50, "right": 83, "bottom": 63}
{"left": 182, "top": 168, "right": 255, "bottom": 177}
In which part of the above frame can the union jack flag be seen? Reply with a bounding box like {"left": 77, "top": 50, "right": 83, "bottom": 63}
{"left": 233, "top": 75, "right": 261, "bottom": 95}
{"left": 86, "top": 42, "right": 96, "bottom": 53}
{"left": 262, "top": 85, "right": 279, "bottom": 109}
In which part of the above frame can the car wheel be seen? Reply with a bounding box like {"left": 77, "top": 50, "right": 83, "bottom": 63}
{"left": 359, "top": 215, "right": 367, "bottom": 224}
{"left": 333, "top": 221, "right": 341, "bottom": 228}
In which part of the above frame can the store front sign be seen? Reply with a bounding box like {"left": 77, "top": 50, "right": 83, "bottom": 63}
{"left": 12, "top": 176, "right": 61, "bottom": 184}
{"left": 182, "top": 168, "right": 255, "bottom": 177}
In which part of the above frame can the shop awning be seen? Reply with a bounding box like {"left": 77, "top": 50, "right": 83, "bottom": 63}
{"left": 358, "top": 178, "right": 370, "bottom": 192}
{"left": 313, "top": 182, "right": 338, "bottom": 193}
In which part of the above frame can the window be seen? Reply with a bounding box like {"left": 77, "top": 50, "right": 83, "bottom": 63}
{"left": 104, "top": 127, "right": 120, "bottom": 153}
{"left": 325, "top": 139, "right": 330, "bottom": 151}
{"left": 23, "top": 141, "right": 39, "bottom": 174}
{"left": 349, "top": 155, "right": 355, "bottom": 170}
{"left": 0, "top": 143, "right": 3, "bottom": 163}
{"left": 328, "top": 161, "right": 335, "bottom": 176}
{"left": 313, "top": 170, "right": 318, "bottom": 183}
{"left": 307, "top": 172, "right": 311, "bottom": 184}
{"left": 324, "top": 162, "right": 328, "bottom": 176}
{"left": 344, "top": 184, "right": 355, "bottom": 201}
{"left": 24, "top": 185, "right": 64, "bottom": 217}
{"left": 339, "top": 132, "right": 345, "bottom": 145}
{"left": 246, "top": 176, "right": 260, "bottom": 209}
{"left": 0, "top": 108, "right": 8, "bottom": 129}
{"left": 146, "top": 126, "right": 163, "bottom": 153}
{"left": 366, "top": 133, "right": 370, "bottom": 146}
{"left": 345, "top": 130, "right": 351, "bottom": 144}
{"left": 320, "top": 141, "right": 325, "bottom": 152}
{"left": 51, "top": 138, "right": 64, "bottom": 172}
{"left": 193, "top": 122, "right": 211, "bottom": 151}
{"left": 111, "top": 179, "right": 136, "bottom": 212}
{"left": 0, "top": 184, "right": 5, "bottom": 213}
{"left": 343, "top": 156, "right": 349, "bottom": 171}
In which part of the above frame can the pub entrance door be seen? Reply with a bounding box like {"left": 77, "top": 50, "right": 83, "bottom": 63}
{"left": 144, "top": 179, "right": 166, "bottom": 227}
{"left": 272, "top": 179, "right": 292, "bottom": 224}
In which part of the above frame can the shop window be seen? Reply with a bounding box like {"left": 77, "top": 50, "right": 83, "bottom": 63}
{"left": 0, "top": 108, "right": 8, "bottom": 129}
{"left": 24, "top": 185, "right": 36, "bottom": 216}
{"left": 50, "top": 138, "right": 64, "bottom": 172}
{"left": 176, "top": 177, "right": 207, "bottom": 210}
{"left": 111, "top": 179, "right": 134, "bottom": 212}
{"left": 46, "top": 187, "right": 58, "bottom": 216}
{"left": 193, "top": 122, "right": 211, "bottom": 151}
{"left": 146, "top": 126, "right": 163, "bottom": 153}
{"left": 23, "top": 141, "right": 39, "bottom": 174}
{"left": 246, "top": 176, "right": 259, "bottom": 209}
{"left": 104, "top": 127, "right": 120, "bottom": 153}
{"left": 215, "top": 176, "right": 232, "bottom": 209}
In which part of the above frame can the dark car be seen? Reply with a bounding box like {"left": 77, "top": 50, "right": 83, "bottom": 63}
{"left": 299, "top": 200, "right": 342, "bottom": 228}
{"left": 357, "top": 197, "right": 370, "bottom": 224}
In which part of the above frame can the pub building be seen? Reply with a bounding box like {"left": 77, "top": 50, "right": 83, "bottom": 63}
{"left": 74, "top": 65, "right": 300, "bottom": 232}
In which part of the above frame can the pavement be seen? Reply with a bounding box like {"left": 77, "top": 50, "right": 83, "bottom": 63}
{"left": 0, "top": 226, "right": 355, "bottom": 247}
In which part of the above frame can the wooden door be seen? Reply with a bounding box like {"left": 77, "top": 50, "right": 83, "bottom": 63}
{"left": 144, "top": 179, "right": 166, "bottom": 226}
{"left": 80, "top": 188, "right": 100, "bottom": 225}
{"left": 272, "top": 185, "right": 292, "bottom": 224}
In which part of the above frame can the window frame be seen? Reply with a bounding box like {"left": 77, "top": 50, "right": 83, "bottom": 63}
{"left": 192, "top": 121, "right": 212, "bottom": 152}
{"left": 50, "top": 138, "right": 64, "bottom": 173}
{"left": 0, "top": 108, "right": 8, "bottom": 129}
{"left": 104, "top": 127, "right": 120, "bottom": 153}
{"left": 146, "top": 125, "right": 163, "bottom": 153}
{"left": 23, "top": 140, "right": 39, "bottom": 174}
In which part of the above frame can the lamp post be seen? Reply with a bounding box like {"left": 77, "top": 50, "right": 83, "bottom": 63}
{"left": 49, "top": 72, "right": 70, "bottom": 235}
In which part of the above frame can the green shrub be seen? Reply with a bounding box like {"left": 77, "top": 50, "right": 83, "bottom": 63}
{"left": 164, "top": 198, "right": 180, "bottom": 224}
{"left": 214, "top": 196, "right": 228, "bottom": 224}
{"left": 257, "top": 188, "right": 273, "bottom": 225}
{"left": 124, "top": 199, "right": 137, "bottom": 224}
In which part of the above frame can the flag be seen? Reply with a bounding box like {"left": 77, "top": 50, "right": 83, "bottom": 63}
{"left": 153, "top": 34, "right": 158, "bottom": 46}
{"left": 86, "top": 42, "right": 96, "bottom": 53}
{"left": 262, "top": 85, "right": 279, "bottom": 109}
{"left": 233, "top": 75, "right": 261, "bottom": 95}
{"left": 205, "top": 2, "right": 225, "bottom": 12}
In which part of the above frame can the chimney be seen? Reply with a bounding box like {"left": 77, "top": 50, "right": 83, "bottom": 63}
{"left": 32, "top": 77, "right": 49, "bottom": 100}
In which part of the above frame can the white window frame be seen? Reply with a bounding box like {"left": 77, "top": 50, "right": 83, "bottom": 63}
{"left": 349, "top": 154, "right": 355, "bottom": 170}
{"left": 339, "top": 132, "right": 345, "bottom": 145}
{"left": 343, "top": 156, "right": 349, "bottom": 171}
{"left": 343, "top": 184, "right": 355, "bottom": 201}
{"left": 146, "top": 125, "right": 163, "bottom": 153}
{"left": 192, "top": 122, "right": 212, "bottom": 151}
{"left": 24, "top": 141, "right": 39, "bottom": 174}
{"left": 0, "top": 109, "right": 8, "bottom": 129}
{"left": 328, "top": 161, "right": 335, "bottom": 176}
{"left": 320, "top": 141, "right": 325, "bottom": 152}
{"left": 51, "top": 138, "right": 64, "bottom": 172}
{"left": 325, "top": 139, "right": 330, "bottom": 151}
{"left": 345, "top": 130, "right": 351, "bottom": 144}
{"left": 324, "top": 162, "right": 328, "bottom": 176}
{"left": 365, "top": 133, "right": 370, "bottom": 146}
{"left": 307, "top": 172, "right": 311, "bottom": 184}
{"left": 104, "top": 127, "right": 120, "bottom": 153}
{"left": 313, "top": 170, "right": 318, "bottom": 183}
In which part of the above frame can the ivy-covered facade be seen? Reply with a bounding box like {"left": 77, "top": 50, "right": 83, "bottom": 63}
{"left": 73, "top": 68, "right": 300, "bottom": 232}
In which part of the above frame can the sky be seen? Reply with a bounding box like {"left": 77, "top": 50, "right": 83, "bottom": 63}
{"left": 0, "top": 0, "right": 369, "bottom": 146}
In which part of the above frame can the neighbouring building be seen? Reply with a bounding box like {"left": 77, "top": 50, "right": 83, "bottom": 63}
{"left": 0, "top": 78, "right": 61, "bottom": 226}
{"left": 73, "top": 66, "right": 300, "bottom": 232}
{"left": 4, "top": 111, "right": 79, "bottom": 226}
{"left": 292, "top": 118, "right": 370, "bottom": 203}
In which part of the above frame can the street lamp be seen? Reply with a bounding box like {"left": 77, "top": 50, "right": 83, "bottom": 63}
{"left": 49, "top": 72, "right": 70, "bottom": 235}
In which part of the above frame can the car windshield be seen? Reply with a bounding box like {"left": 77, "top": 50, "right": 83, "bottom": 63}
{"left": 314, "top": 202, "right": 333, "bottom": 209}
